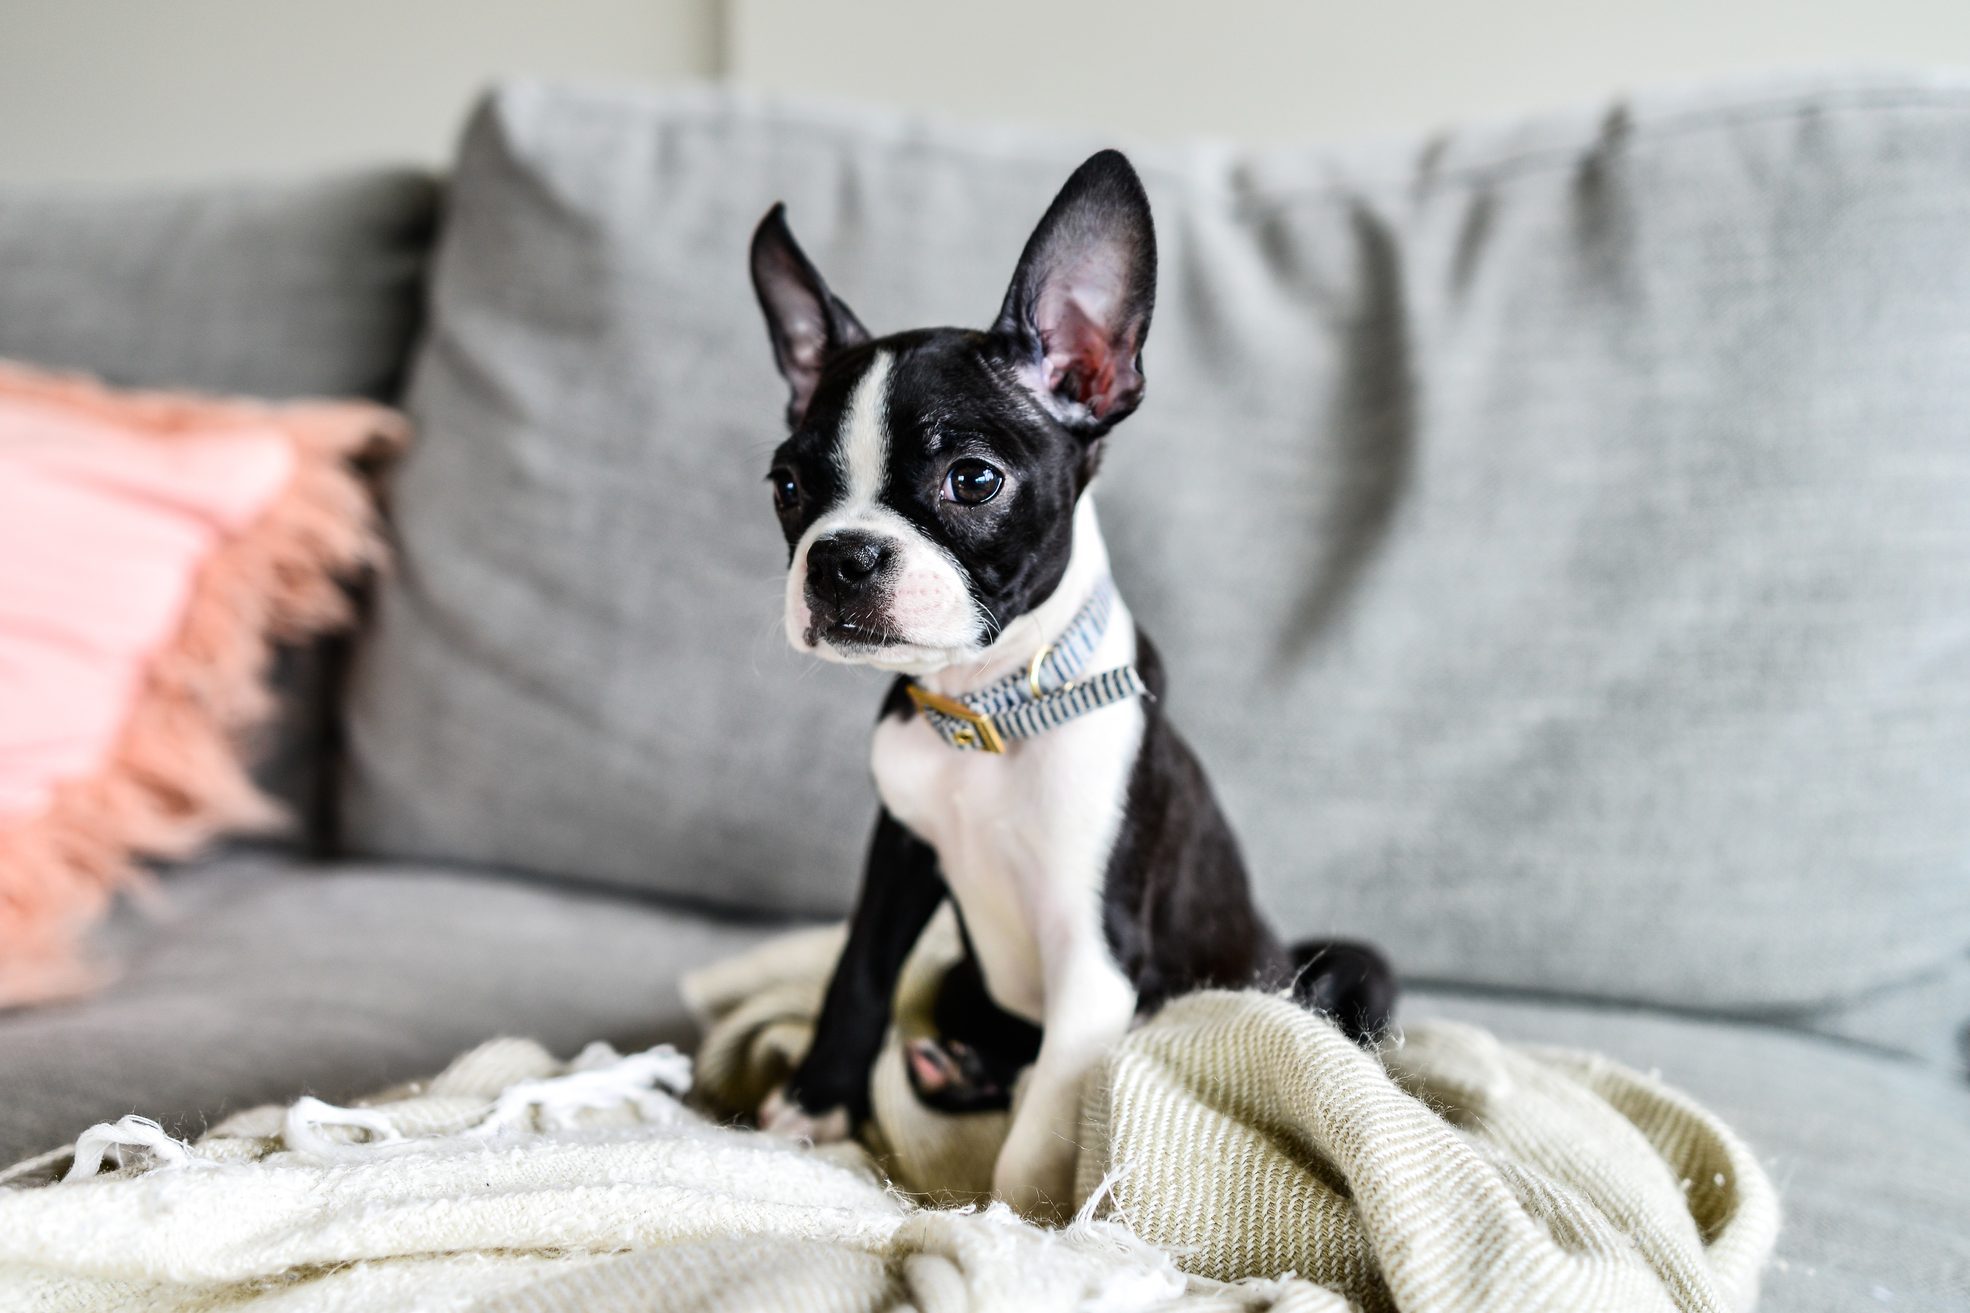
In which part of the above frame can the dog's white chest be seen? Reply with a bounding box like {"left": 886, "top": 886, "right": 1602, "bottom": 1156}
{"left": 872, "top": 654, "right": 1144, "bottom": 1024}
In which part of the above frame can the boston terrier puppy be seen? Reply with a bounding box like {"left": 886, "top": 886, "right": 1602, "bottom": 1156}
{"left": 748, "top": 150, "right": 1396, "bottom": 1215}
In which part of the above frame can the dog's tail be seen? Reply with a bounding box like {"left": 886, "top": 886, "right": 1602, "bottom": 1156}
{"left": 1287, "top": 938, "right": 1399, "bottom": 1046}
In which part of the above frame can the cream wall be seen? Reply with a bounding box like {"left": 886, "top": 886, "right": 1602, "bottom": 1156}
{"left": 728, "top": 0, "right": 1970, "bottom": 142}
{"left": 0, "top": 0, "right": 719, "bottom": 184}
{"left": 4, "top": 0, "right": 1970, "bottom": 183}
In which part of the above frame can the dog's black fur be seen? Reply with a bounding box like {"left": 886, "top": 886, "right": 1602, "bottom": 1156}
{"left": 751, "top": 151, "right": 1397, "bottom": 1129}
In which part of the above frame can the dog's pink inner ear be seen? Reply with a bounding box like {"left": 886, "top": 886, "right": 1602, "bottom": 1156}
{"left": 1031, "top": 261, "right": 1145, "bottom": 422}
{"left": 782, "top": 316, "right": 827, "bottom": 373}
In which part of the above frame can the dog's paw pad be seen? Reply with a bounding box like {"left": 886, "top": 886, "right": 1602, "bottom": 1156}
{"left": 905, "top": 1038, "right": 966, "bottom": 1094}
{"left": 757, "top": 1087, "right": 850, "bottom": 1144}
{"left": 904, "top": 1038, "right": 1013, "bottom": 1113}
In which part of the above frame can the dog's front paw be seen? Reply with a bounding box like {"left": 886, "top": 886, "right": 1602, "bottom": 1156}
{"left": 758, "top": 1085, "right": 852, "bottom": 1145}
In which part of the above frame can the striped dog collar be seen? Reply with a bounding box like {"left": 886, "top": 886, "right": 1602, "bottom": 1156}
{"left": 906, "top": 578, "right": 1150, "bottom": 753}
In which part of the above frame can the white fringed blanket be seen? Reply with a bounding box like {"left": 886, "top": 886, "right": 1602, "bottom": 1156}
{"left": 0, "top": 921, "right": 1778, "bottom": 1312}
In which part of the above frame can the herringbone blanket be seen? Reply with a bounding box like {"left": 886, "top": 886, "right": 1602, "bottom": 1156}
{"left": 0, "top": 920, "right": 1777, "bottom": 1311}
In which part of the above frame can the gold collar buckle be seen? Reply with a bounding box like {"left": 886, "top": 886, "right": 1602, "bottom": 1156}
{"left": 1025, "top": 643, "right": 1053, "bottom": 699}
{"left": 906, "top": 685, "right": 1007, "bottom": 753}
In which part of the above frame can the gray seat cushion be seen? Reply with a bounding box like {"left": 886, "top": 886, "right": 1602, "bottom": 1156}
{"left": 0, "top": 856, "right": 771, "bottom": 1167}
{"left": 1, "top": 861, "right": 1961, "bottom": 1310}
{"left": 342, "top": 74, "right": 1970, "bottom": 1060}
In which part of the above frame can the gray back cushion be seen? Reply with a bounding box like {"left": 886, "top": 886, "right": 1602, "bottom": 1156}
{"left": 0, "top": 169, "right": 440, "bottom": 836}
{"left": 342, "top": 76, "right": 1970, "bottom": 1034}
{"left": 0, "top": 170, "right": 436, "bottom": 399}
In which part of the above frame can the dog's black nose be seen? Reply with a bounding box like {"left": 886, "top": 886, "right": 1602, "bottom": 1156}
{"left": 808, "top": 531, "right": 891, "bottom": 591}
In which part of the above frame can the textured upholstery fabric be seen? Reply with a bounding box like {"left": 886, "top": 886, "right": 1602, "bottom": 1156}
{"left": 342, "top": 76, "right": 1970, "bottom": 1044}
{"left": 0, "top": 169, "right": 441, "bottom": 839}
{"left": 0, "top": 859, "right": 1963, "bottom": 1311}
{"left": 0, "top": 170, "right": 436, "bottom": 401}
{"left": 0, "top": 856, "right": 770, "bottom": 1168}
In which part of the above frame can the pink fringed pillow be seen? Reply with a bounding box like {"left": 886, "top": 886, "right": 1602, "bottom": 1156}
{"left": 0, "top": 360, "right": 405, "bottom": 1007}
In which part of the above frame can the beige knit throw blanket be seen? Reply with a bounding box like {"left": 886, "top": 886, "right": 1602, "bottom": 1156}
{"left": 0, "top": 919, "right": 1779, "bottom": 1312}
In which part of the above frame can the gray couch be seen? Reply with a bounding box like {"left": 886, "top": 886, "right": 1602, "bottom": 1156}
{"left": 2, "top": 72, "right": 1966, "bottom": 1311}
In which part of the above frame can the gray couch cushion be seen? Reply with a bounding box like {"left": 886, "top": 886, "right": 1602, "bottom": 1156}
{"left": 0, "top": 169, "right": 436, "bottom": 401}
{"left": 0, "top": 169, "right": 441, "bottom": 837}
{"left": 341, "top": 75, "right": 1970, "bottom": 1046}
{"left": 0, "top": 856, "right": 768, "bottom": 1169}
{"left": 1, "top": 861, "right": 1961, "bottom": 1311}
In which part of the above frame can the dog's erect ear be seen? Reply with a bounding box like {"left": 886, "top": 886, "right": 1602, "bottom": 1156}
{"left": 751, "top": 204, "right": 871, "bottom": 427}
{"left": 993, "top": 150, "right": 1157, "bottom": 436}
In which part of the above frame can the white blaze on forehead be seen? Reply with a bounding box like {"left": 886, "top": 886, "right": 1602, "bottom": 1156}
{"left": 834, "top": 350, "right": 892, "bottom": 510}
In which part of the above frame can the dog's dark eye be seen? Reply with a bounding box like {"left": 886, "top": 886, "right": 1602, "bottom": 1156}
{"left": 768, "top": 467, "right": 801, "bottom": 513}
{"left": 943, "top": 459, "right": 1003, "bottom": 506}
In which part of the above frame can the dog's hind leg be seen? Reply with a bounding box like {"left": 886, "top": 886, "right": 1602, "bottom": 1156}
{"left": 905, "top": 951, "right": 1041, "bottom": 1114}
{"left": 1288, "top": 939, "right": 1399, "bottom": 1044}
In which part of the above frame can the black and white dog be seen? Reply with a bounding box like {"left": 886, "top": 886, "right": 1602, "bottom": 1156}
{"left": 748, "top": 150, "right": 1395, "bottom": 1214}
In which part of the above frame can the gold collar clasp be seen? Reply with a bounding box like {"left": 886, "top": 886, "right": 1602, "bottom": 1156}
{"left": 905, "top": 685, "right": 1007, "bottom": 754}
